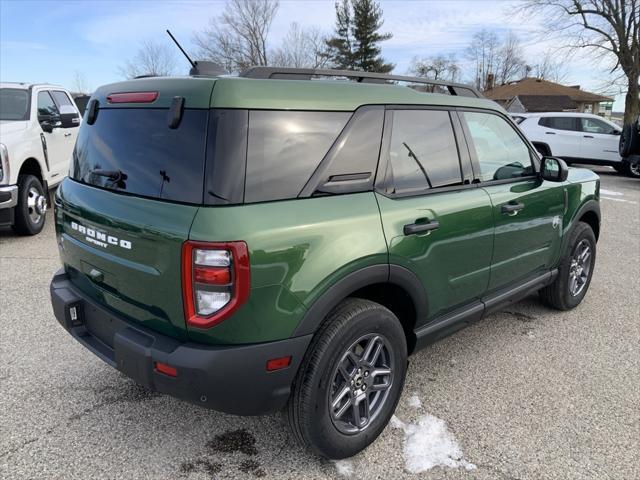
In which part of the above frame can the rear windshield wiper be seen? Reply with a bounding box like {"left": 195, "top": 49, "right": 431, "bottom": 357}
{"left": 90, "top": 169, "right": 127, "bottom": 187}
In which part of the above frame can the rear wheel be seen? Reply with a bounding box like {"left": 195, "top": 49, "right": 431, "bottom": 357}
{"left": 621, "top": 157, "right": 640, "bottom": 178}
{"left": 540, "top": 221, "right": 596, "bottom": 310}
{"left": 287, "top": 298, "right": 407, "bottom": 459}
{"left": 12, "top": 174, "right": 47, "bottom": 236}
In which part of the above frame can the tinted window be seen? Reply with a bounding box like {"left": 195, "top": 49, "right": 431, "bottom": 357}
{"left": 540, "top": 116, "right": 576, "bottom": 131}
{"left": 464, "top": 111, "right": 534, "bottom": 182}
{"left": 302, "top": 107, "right": 384, "bottom": 196}
{"left": 580, "top": 117, "right": 616, "bottom": 135}
{"left": 245, "top": 110, "right": 350, "bottom": 202}
{"left": 37, "top": 91, "right": 59, "bottom": 120}
{"left": 51, "top": 91, "right": 74, "bottom": 109}
{"left": 0, "top": 88, "right": 30, "bottom": 121}
{"left": 205, "top": 109, "right": 248, "bottom": 205}
{"left": 388, "top": 110, "right": 461, "bottom": 193}
{"left": 71, "top": 108, "right": 207, "bottom": 204}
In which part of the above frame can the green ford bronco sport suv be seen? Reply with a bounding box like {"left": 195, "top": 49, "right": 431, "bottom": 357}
{"left": 50, "top": 67, "right": 600, "bottom": 459}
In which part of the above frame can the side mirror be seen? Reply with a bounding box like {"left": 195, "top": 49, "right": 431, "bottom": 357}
{"left": 59, "top": 105, "right": 80, "bottom": 128}
{"left": 40, "top": 121, "right": 54, "bottom": 133}
{"left": 540, "top": 156, "right": 569, "bottom": 182}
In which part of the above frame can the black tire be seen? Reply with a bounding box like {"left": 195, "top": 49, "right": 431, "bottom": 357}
{"left": 287, "top": 298, "right": 407, "bottom": 459}
{"left": 11, "top": 174, "right": 47, "bottom": 236}
{"left": 539, "top": 222, "right": 596, "bottom": 310}
{"left": 619, "top": 122, "right": 640, "bottom": 157}
{"left": 621, "top": 157, "right": 640, "bottom": 178}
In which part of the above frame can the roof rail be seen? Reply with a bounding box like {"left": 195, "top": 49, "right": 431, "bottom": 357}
{"left": 240, "top": 67, "right": 482, "bottom": 98}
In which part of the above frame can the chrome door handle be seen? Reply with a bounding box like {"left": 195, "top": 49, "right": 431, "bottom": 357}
{"left": 501, "top": 202, "right": 525, "bottom": 215}
{"left": 403, "top": 220, "right": 440, "bottom": 236}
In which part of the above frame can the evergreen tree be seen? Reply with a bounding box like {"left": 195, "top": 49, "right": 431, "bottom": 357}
{"left": 325, "top": 0, "right": 393, "bottom": 73}
{"left": 352, "top": 0, "right": 393, "bottom": 72}
{"left": 325, "top": 0, "right": 354, "bottom": 69}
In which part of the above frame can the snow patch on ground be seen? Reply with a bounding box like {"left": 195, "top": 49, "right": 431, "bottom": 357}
{"left": 408, "top": 394, "right": 422, "bottom": 409}
{"left": 333, "top": 459, "right": 355, "bottom": 477}
{"left": 390, "top": 414, "right": 476, "bottom": 473}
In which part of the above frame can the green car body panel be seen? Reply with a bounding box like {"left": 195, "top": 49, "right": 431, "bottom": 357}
{"left": 50, "top": 72, "right": 601, "bottom": 417}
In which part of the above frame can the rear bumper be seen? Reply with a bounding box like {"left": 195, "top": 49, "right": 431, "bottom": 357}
{"left": 50, "top": 269, "right": 311, "bottom": 415}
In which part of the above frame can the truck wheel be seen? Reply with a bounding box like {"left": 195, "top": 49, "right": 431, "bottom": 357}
{"left": 12, "top": 174, "right": 47, "bottom": 236}
{"left": 539, "top": 221, "right": 596, "bottom": 310}
{"left": 621, "top": 157, "right": 640, "bottom": 178}
{"left": 287, "top": 298, "right": 407, "bottom": 459}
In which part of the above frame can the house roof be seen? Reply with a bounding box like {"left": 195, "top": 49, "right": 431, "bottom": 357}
{"left": 509, "top": 94, "right": 578, "bottom": 112}
{"left": 485, "top": 77, "right": 613, "bottom": 103}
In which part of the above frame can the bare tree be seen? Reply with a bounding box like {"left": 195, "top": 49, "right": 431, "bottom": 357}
{"left": 118, "top": 40, "right": 177, "bottom": 79}
{"left": 466, "top": 29, "right": 500, "bottom": 90}
{"left": 193, "top": 0, "right": 279, "bottom": 73}
{"left": 409, "top": 54, "right": 460, "bottom": 82}
{"left": 271, "top": 23, "right": 330, "bottom": 68}
{"left": 72, "top": 71, "right": 91, "bottom": 94}
{"left": 521, "top": 0, "right": 639, "bottom": 124}
{"left": 532, "top": 50, "right": 569, "bottom": 82}
{"left": 495, "top": 32, "right": 526, "bottom": 85}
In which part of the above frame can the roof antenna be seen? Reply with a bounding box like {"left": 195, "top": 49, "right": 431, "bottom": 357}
{"left": 166, "top": 29, "right": 226, "bottom": 77}
{"left": 166, "top": 29, "right": 196, "bottom": 70}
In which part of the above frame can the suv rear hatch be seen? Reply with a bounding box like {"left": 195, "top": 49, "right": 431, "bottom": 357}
{"left": 54, "top": 78, "right": 215, "bottom": 340}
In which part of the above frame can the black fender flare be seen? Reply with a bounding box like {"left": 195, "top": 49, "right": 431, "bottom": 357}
{"left": 291, "top": 264, "right": 428, "bottom": 337}
{"left": 571, "top": 198, "right": 601, "bottom": 239}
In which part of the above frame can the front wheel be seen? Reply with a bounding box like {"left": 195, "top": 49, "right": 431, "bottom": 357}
{"left": 287, "top": 298, "right": 407, "bottom": 459}
{"left": 540, "top": 221, "right": 596, "bottom": 310}
{"left": 11, "top": 174, "right": 47, "bottom": 236}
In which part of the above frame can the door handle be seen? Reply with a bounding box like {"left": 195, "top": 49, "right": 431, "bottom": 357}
{"left": 545, "top": 132, "right": 556, "bottom": 135}
{"left": 403, "top": 220, "right": 440, "bottom": 236}
{"left": 64, "top": 132, "right": 72, "bottom": 137}
{"left": 501, "top": 202, "right": 525, "bottom": 215}
{"left": 583, "top": 135, "right": 594, "bottom": 138}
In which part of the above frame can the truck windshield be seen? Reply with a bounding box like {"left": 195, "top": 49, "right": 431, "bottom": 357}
{"left": 0, "top": 88, "right": 30, "bottom": 121}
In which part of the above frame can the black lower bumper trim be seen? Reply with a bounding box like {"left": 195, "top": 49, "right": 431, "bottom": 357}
{"left": 50, "top": 269, "right": 311, "bottom": 415}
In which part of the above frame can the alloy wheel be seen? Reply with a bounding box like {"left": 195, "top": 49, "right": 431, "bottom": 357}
{"left": 328, "top": 333, "right": 394, "bottom": 434}
{"left": 569, "top": 239, "right": 592, "bottom": 296}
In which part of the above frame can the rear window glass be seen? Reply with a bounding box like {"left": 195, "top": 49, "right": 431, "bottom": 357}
{"left": 245, "top": 110, "right": 351, "bottom": 202}
{"left": 0, "top": 88, "right": 30, "bottom": 121}
{"left": 71, "top": 108, "right": 207, "bottom": 204}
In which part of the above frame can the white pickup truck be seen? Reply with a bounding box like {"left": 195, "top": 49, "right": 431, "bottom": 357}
{"left": 0, "top": 83, "right": 81, "bottom": 235}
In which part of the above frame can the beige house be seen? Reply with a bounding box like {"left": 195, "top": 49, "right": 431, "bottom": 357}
{"left": 484, "top": 78, "right": 613, "bottom": 115}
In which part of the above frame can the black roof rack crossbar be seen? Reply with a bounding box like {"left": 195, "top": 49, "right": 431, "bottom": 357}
{"left": 239, "top": 67, "right": 482, "bottom": 98}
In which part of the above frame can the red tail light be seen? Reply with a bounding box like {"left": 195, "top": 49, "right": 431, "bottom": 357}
{"left": 106, "top": 91, "right": 158, "bottom": 104}
{"left": 182, "top": 241, "right": 250, "bottom": 329}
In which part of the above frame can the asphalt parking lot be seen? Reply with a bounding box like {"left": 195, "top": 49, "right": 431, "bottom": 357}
{"left": 1, "top": 166, "right": 638, "bottom": 480}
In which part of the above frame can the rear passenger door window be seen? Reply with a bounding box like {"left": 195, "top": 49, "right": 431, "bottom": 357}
{"left": 245, "top": 110, "right": 351, "bottom": 203}
{"left": 463, "top": 111, "right": 534, "bottom": 182}
{"left": 386, "top": 109, "right": 463, "bottom": 194}
{"left": 539, "top": 116, "right": 577, "bottom": 131}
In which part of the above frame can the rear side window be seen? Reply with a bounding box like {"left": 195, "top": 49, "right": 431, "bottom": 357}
{"left": 245, "top": 110, "right": 351, "bottom": 202}
{"left": 387, "top": 110, "right": 462, "bottom": 193}
{"left": 71, "top": 108, "right": 208, "bottom": 204}
{"left": 539, "top": 116, "right": 577, "bottom": 131}
{"left": 463, "top": 111, "right": 534, "bottom": 182}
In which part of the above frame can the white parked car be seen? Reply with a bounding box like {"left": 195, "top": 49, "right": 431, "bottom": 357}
{"left": 0, "top": 83, "right": 81, "bottom": 235}
{"left": 515, "top": 112, "right": 637, "bottom": 177}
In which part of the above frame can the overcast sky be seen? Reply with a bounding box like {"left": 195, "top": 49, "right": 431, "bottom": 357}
{"left": 0, "top": 0, "right": 626, "bottom": 110}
